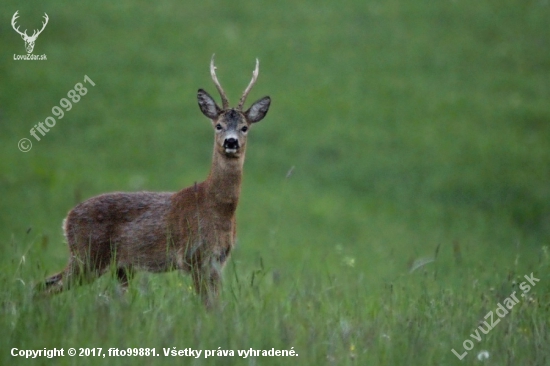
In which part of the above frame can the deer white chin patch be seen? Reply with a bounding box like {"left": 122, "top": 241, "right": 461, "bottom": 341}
{"left": 225, "top": 148, "right": 238, "bottom": 154}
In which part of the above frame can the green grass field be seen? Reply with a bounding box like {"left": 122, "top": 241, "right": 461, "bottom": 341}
{"left": 1, "top": 0, "right": 549, "bottom": 364}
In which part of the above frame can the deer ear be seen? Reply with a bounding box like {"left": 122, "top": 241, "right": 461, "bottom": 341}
{"left": 197, "top": 89, "right": 222, "bottom": 119}
{"left": 245, "top": 96, "right": 271, "bottom": 123}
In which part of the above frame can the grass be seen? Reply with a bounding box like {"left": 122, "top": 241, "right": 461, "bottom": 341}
{"left": 1, "top": 0, "right": 549, "bottom": 364}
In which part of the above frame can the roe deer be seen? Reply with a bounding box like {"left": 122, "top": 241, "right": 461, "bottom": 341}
{"left": 39, "top": 55, "right": 271, "bottom": 307}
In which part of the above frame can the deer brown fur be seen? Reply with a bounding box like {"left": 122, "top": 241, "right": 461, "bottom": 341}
{"left": 39, "top": 56, "right": 271, "bottom": 307}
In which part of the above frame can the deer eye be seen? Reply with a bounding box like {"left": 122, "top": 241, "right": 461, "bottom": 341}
{"left": 215, "top": 124, "right": 223, "bottom": 131}
{"left": 241, "top": 126, "right": 248, "bottom": 133}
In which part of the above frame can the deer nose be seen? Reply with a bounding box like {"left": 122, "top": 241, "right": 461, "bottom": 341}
{"left": 223, "top": 138, "right": 239, "bottom": 150}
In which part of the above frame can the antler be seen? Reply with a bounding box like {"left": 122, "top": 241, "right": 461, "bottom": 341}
{"left": 210, "top": 54, "right": 229, "bottom": 110}
{"left": 30, "top": 13, "right": 49, "bottom": 39}
{"left": 237, "top": 59, "right": 259, "bottom": 111}
{"left": 11, "top": 11, "right": 27, "bottom": 37}
{"left": 11, "top": 11, "right": 48, "bottom": 40}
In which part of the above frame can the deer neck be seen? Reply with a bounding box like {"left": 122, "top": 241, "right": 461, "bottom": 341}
{"left": 204, "top": 144, "right": 246, "bottom": 211}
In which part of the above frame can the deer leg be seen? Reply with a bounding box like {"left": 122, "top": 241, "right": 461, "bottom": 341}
{"left": 36, "top": 249, "right": 111, "bottom": 297}
{"left": 36, "top": 256, "right": 86, "bottom": 295}
{"left": 35, "top": 271, "right": 64, "bottom": 296}
{"left": 192, "top": 258, "right": 222, "bottom": 309}
{"left": 116, "top": 266, "right": 134, "bottom": 291}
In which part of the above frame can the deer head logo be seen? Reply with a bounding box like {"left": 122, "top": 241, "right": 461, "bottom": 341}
{"left": 11, "top": 11, "right": 49, "bottom": 54}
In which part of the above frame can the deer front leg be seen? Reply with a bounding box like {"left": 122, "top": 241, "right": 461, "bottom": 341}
{"left": 192, "top": 257, "right": 223, "bottom": 309}
{"left": 116, "top": 266, "right": 135, "bottom": 292}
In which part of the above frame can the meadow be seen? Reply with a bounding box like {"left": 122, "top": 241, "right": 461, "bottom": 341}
{"left": 1, "top": 0, "right": 549, "bottom": 364}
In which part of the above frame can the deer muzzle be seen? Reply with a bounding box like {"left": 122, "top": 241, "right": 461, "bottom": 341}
{"left": 223, "top": 137, "right": 239, "bottom": 153}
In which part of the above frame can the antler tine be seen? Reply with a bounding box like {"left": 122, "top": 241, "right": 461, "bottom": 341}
{"left": 11, "top": 11, "right": 27, "bottom": 37}
{"left": 11, "top": 10, "right": 19, "bottom": 27}
{"left": 33, "top": 13, "right": 49, "bottom": 38}
{"left": 237, "top": 58, "right": 259, "bottom": 111}
{"left": 210, "top": 54, "right": 229, "bottom": 110}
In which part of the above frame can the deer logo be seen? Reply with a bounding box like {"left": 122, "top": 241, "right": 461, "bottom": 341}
{"left": 11, "top": 11, "right": 49, "bottom": 54}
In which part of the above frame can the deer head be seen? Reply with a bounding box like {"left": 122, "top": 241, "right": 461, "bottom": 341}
{"left": 11, "top": 11, "right": 49, "bottom": 54}
{"left": 198, "top": 55, "right": 271, "bottom": 159}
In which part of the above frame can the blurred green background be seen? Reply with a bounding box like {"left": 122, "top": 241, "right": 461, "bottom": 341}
{"left": 1, "top": 0, "right": 549, "bottom": 365}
